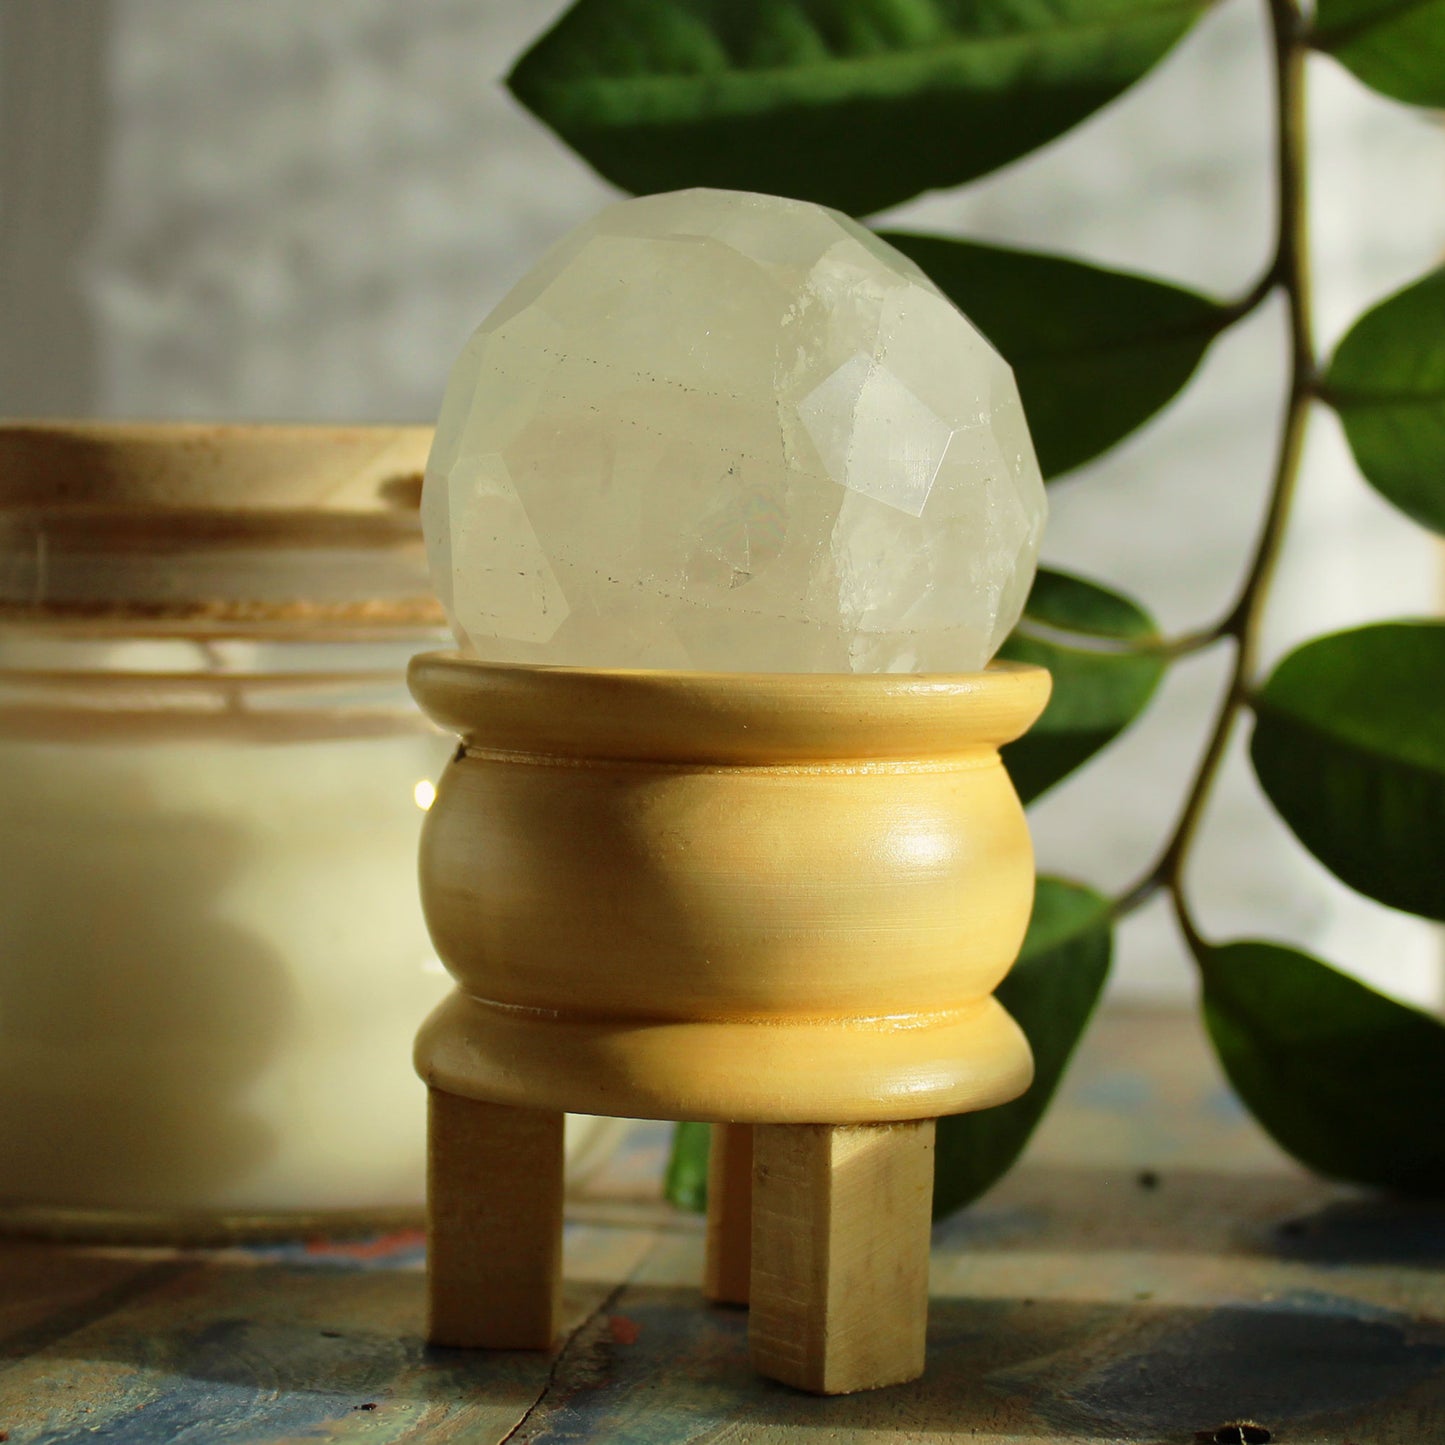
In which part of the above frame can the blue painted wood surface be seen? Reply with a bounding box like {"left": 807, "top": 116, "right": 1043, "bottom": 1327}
{"left": 1, "top": 1009, "right": 1441, "bottom": 1443}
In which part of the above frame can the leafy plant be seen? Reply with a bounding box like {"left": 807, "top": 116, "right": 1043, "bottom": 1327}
{"left": 507, "top": 0, "right": 1445, "bottom": 1209}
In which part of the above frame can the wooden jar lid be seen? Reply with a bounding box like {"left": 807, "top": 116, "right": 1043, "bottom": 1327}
{"left": 0, "top": 421, "right": 431, "bottom": 511}
{"left": 0, "top": 421, "right": 445, "bottom": 634}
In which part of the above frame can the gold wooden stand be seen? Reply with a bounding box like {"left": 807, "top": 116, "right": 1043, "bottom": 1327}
{"left": 409, "top": 656, "right": 1050, "bottom": 1395}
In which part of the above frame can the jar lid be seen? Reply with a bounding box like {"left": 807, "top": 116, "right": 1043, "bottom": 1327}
{"left": 0, "top": 422, "right": 447, "bottom": 636}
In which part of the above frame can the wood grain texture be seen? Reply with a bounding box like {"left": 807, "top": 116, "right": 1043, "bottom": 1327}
{"left": 426, "top": 1090, "right": 563, "bottom": 1350}
{"left": 411, "top": 660, "right": 1048, "bottom": 1389}
{"left": 417, "top": 990, "right": 1031, "bottom": 1124}
{"left": 411, "top": 657, "right": 1045, "bottom": 1124}
{"left": 749, "top": 1120, "right": 935, "bottom": 1395}
{"left": 0, "top": 421, "right": 443, "bottom": 632}
{"left": 408, "top": 651, "right": 1052, "bottom": 763}
{"left": 703, "top": 1123, "right": 752, "bottom": 1306}
{"left": 0, "top": 421, "right": 432, "bottom": 512}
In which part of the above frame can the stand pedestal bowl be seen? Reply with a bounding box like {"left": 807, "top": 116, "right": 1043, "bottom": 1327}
{"left": 409, "top": 655, "right": 1051, "bottom": 1395}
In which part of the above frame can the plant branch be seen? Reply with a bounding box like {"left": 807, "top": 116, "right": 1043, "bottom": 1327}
{"left": 1115, "top": 0, "right": 1316, "bottom": 943}
{"left": 1222, "top": 262, "right": 1283, "bottom": 326}
{"left": 1009, "top": 618, "right": 1229, "bottom": 659}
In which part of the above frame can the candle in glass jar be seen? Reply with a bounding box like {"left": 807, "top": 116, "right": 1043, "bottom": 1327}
{"left": 0, "top": 656, "right": 454, "bottom": 1215}
{"left": 0, "top": 424, "right": 622, "bottom": 1235}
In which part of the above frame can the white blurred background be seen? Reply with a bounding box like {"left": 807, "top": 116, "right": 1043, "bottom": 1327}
{"left": 3, "top": 0, "right": 1441, "bottom": 1007}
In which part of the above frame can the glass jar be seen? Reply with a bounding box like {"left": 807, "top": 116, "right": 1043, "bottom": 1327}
{"left": 0, "top": 423, "right": 623, "bottom": 1240}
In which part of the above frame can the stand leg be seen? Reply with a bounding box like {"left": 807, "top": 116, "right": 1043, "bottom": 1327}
{"left": 426, "top": 1088, "right": 564, "bottom": 1349}
{"left": 749, "top": 1120, "right": 935, "bottom": 1395}
{"left": 703, "top": 1123, "right": 753, "bottom": 1305}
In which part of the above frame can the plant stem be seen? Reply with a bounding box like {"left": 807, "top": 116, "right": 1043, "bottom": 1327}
{"left": 1116, "top": 0, "right": 1316, "bottom": 941}
{"left": 1010, "top": 618, "right": 1229, "bottom": 659}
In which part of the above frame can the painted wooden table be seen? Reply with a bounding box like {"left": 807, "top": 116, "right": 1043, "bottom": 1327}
{"left": 2, "top": 1007, "right": 1441, "bottom": 1444}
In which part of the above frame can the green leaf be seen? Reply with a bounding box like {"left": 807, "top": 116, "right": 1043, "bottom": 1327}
{"left": 1325, "top": 266, "right": 1445, "bottom": 535}
{"left": 508, "top": 0, "right": 1210, "bottom": 217}
{"left": 664, "top": 1119, "right": 711, "bottom": 1212}
{"left": 882, "top": 234, "right": 1230, "bottom": 478}
{"left": 1250, "top": 621, "right": 1445, "bottom": 921}
{"left": 999, "top": 569, "right": 1168, "bottom": 804}
{"left": 934, "top": 876, "right": 1112, "bottom": 1217}
{"left": 1203, "top": 940, "right": 1445, "bottom": 1193}
{"left": 1315, "top": 0, "right": 1445, "bottom": 108}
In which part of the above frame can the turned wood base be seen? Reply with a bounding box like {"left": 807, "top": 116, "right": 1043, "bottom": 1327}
{"left": 426, "top": 1092, "right": 935, "bottom": 1393}
{"left": 409, "top": 659, "right": 1050, "bottom": 1397}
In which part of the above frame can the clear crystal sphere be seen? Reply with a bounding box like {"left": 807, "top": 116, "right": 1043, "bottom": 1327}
{"left": 423, "top": 188, "right": 1046, "bottom": 673}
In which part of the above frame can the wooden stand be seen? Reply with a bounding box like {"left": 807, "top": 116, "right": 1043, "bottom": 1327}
{"left": 703, "top": 1123, "right": 753, "bottom": 1307}
{"left": 425, "top": 1092, "right": 563, "bottom": 1349}
{"left": 749, "top": 1121, "right": 935, "bottom": 1395}
{"left": 410, "top": 657, "right": 1049, "bottom": 1394}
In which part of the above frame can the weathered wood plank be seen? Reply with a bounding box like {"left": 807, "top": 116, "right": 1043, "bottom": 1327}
{"left": 0, "top": 1012, "right": 1440, "bottom": 1443}
{"left": 0, "top": 1241, "right": 180, "bottom": 1352}
{"left": 0, "top": 1224, "right": 658, "bottom": 1443}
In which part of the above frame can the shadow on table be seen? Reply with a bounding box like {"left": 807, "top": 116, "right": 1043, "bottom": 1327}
{"left": 1268, "top": 1195, "right": 1445, "bottom": 1266}
{"left": 937, "top": 1161, "right": 1445, "bottom": 1266}
{"left": 4, "top": 1253, "right": 1442, "bottom": 1443}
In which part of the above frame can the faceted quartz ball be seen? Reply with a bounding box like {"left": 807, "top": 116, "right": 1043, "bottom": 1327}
{"left": 423, "top": 188, "right": 1046, "bottom": 673}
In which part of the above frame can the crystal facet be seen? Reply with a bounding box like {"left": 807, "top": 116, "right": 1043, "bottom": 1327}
{"left": 424, "top": 188, "right": 1046, "bottom": 673}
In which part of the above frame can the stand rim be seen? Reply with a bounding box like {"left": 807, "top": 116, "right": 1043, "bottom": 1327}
{"left": 408, "top": 652, "right": 1051, "bottom": 763}
{"left": 415, "top": 990, "right": 1034, "bottom": 1124}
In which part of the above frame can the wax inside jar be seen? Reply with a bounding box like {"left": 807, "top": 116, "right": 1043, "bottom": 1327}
{"left": 0, "top": 718, "right": 455, "bottom": 1213}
